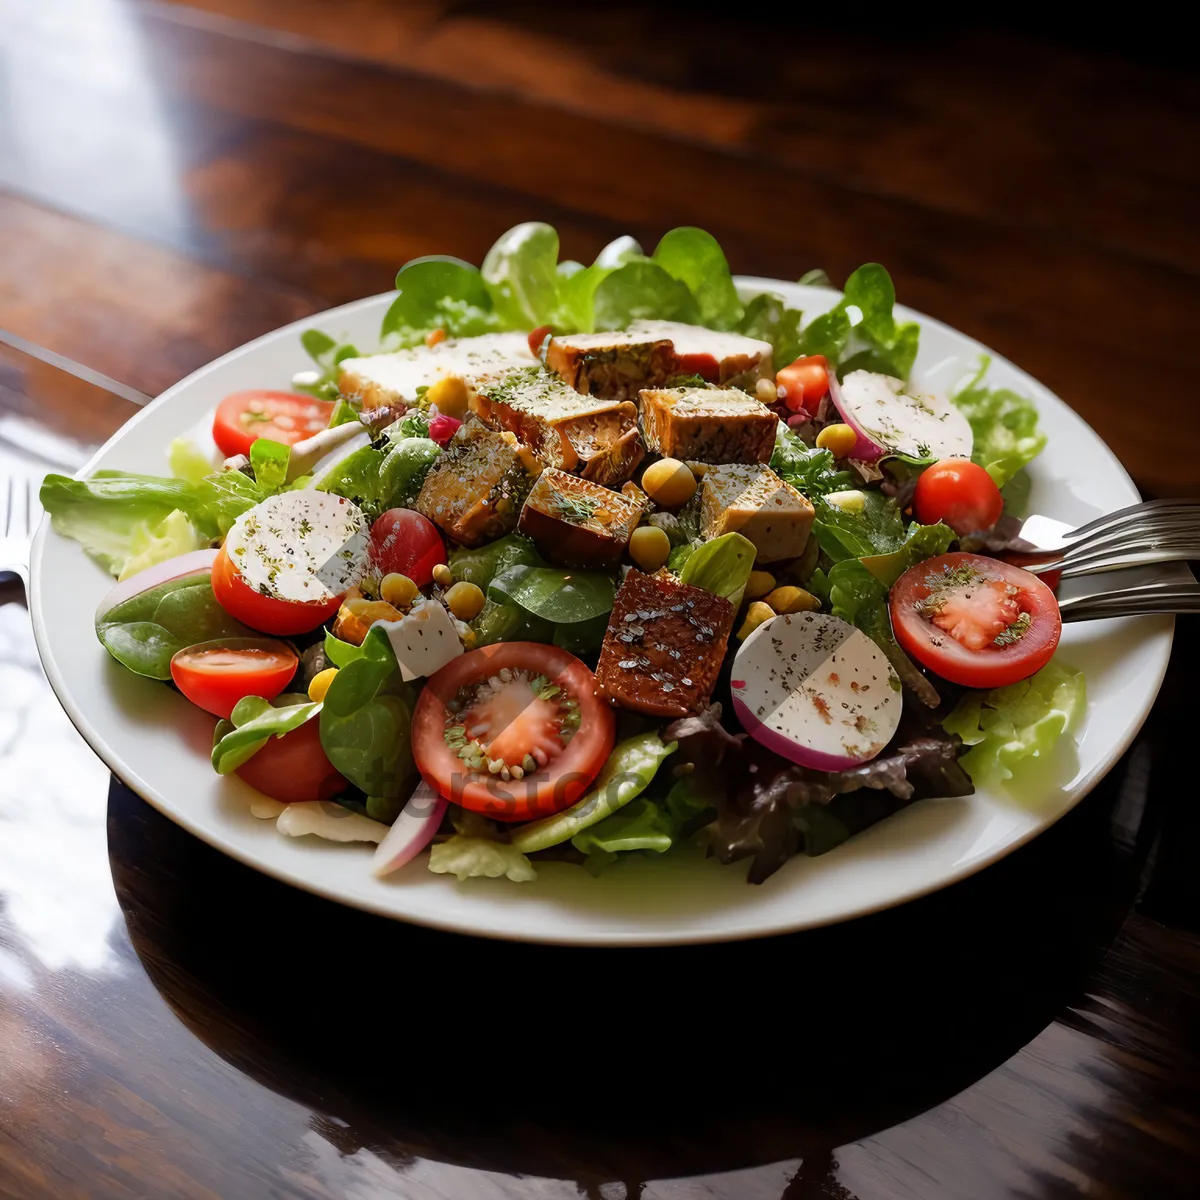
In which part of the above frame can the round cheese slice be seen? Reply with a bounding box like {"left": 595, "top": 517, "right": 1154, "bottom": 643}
{"left": 731, "top": 611, "right": 902, "bottom": 770}
{"left": 225, "top": 490, "right": 368, "bottom": 604}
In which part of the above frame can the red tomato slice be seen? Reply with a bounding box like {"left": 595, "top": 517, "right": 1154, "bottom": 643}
{"left": 369, "top": 508, "right": 446, "bottom": 587}
{"left": 234, "top": 718, "right": 347, "bottom": 804}
{"left": 675, "top": 351, "right": 720, "bottom": 381}
{"left": 412, "top": 642, "right": 615, "bottom": 822}
{"left": 776, "top": 355, "right": 829, "bottom": 413}
{"left": 211, "top": 544, "right": 342, "bottom": 636}
{"left": 213, "top": 391, "right": 334, "bottom": 459}
{"left": 170, "top": 638, "right": 298, "bottom": 718}
{"left": 889, "top": 552, "right": 1061, "bottom": 688}
{"left": 913, "top": 458, "right": 1004, "bottom": 535}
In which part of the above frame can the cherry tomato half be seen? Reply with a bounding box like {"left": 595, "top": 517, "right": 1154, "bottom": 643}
{"left": 889, "top": 552, "right": 1061, "bottom": 688}
{"left": 234, "top": 717, "right": 347, "bottom": 805}
{"left": 674, "top": 351, "right": 720, "bottom": 381}
{"left": 776, "top": 355, "right": 829, "bottom": 413}
{"left": 527, "top": 324, "right": 554, "bottom": 360}
{"left": 170, "top": 637, "right": 298, "bottom": 718}
{"left": 412, "top": 642, "right": 615, "bottom": 822}
{"left": 913, "top": 458, "right": 1004, "bottom": 535}
{"left": 369, "top": 508, "right": 446, "bottom": 588}
{"left": 211, "top": 544, "right": 343, "bottom": 636}
{"left": 213, "top": 391, "right": 334, "bottom": 459}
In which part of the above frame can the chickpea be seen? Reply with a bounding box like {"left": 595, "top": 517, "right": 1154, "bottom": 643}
{"left": 445, "top": 581, "right": 485, "bottom": 621}
{"left": 431, "top": 563, "right": 454, "bottom": 588}
{"left": 755, "top": 377, "right": 780, "bottom": 403}
{"left": 425, "top": 374, "right": 470, "bottom": 419}
{"left": 629, "top": 525, "right": 672, "bottom": 572}
{"left": 380, "top": 572, "right": 419, "bottom": 608}
{"left": 744, "top": 570, "right": 776, "bottom": 601}
{"left": 641, "top": 458, "right": 696, "bottom": 509}
{"left": 684, "top": 460, "right": 709, "bottom": 479}
{"left": 307, "top": 667, "right": 339, "bottom": 703}
{"left": 815, "top": 423, "right": 858, "bottom": 458}
{"left": 764, "top": 586, "right": 820, "bottom": 614}
{"left": 737, "top": 601, "right": 777, "bottom": 641}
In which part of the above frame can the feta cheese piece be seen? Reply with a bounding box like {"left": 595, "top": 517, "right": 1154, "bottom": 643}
{"left": 377, "top": 598, "right": 464, "bottom": 682}
{"left": 700, "top": 464, "right": 815, "bottom": 563}
{"left": 225, "top": 491, "right": 368, "bottom": 603}
{"left": 338, "top": 332, "right": 536, "bottom": 409}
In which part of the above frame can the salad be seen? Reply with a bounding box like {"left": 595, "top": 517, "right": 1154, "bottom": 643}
{"left": 41, "top": 224, "right": 1086, "bottom": 886}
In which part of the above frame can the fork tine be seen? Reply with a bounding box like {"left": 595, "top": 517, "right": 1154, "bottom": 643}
{"left": 1, "top": 475, "right": 11, "bottom": 537}
{"left": 24, "top": 475, "right": 41, "bottom": 538}
{"left": 1064, "top": 509, "right": 1200, "bottom": 557}
{"left": 1067, "top": 499, "right": 1200, "bottom": 544}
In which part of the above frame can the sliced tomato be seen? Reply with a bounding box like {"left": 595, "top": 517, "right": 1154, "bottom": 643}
{"left": 170, "top": 638, "right": 297, "bottom": 718}
{"left": 213, "top": 391, "right": 334, "bottom": 459}
{"left": 211, "top": 544, "right": 342, "bottom": 635}
{"left": 234, "top": 718, "right": 347, "bottom": 804}
{"left": 776, "top": 355, "right": 829, "bottom": 413}
{"left": 369, "top": 508, "right": 446, "bottom": 587}
{"left": 913, "top": 458, "right": 1004, "bottom": 535}
{"left": 675, "top": 351, "right": 720, "bottom": 381}
{"left": 890, "top": 552, "right": 1061, "bottom": 688}
{"left": 412, "top": 642, "right": 615, "bottom": 822}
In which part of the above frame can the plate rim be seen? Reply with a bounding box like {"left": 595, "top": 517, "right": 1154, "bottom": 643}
{"left": 29, "top": 280, "right": 1175, "bottom": 945}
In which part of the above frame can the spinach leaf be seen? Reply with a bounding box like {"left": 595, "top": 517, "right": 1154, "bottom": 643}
{"left": 481, "top": 223, "right": 562, "bottom": 328}
{"left": 488, "top": 564, "right": 616, "bottom": 624}
{"left": 381, "top": 256, "right": 499, "bottom": 347}
{"left": 318, "top": 626, "right": 418, "bottom": 821}
{"left": 212, "top": 695, "right": 323, "bottom": 775}
{"left": 651, "top": 227, "right": 742, "bottom": 330}
{"left": 449, "top": 534, "right": 545, "bottom": 590}
{"left": 591, "top": 260, "right": 700, "bottom": 330}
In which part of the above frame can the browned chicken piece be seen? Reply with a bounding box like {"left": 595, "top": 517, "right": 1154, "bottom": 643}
{"left": 639, "top": 385, "right": 777, "bottom": 464}
{"left": 517, "top": 468, "right": 645, "bottom": 568}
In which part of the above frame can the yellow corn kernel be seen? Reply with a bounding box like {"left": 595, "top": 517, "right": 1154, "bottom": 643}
{"left": 764, "top": 586, "right": 820, "bottom": 614}
{"left": 379, "top": 572, "right": 419, "bottom": 608}
{"left": 629, "top": 525, "right": 672, "bottom": 572}
{"left": 431, "top": 563, "right": 454, "bottom": 588}
{"left": 744, "top": 570, "right": 776, "bottom": 601}
{"left": 307, "top": 667, "right": 339, "bottom": 703}
{"left": 824, "top": 489, "right": 866, "bottom": 513}
{"left": 815, "top": 423, "right": 858, "bottom": 457}
{"left": 641, "top": 458, "right": 696, "bottom": 509}
{"left": 445, "top": 581, "right": 485, "bottom": 621}
{"left": 425, "top": 374, "right": 470, "bottom": 419}
{"left": 737, "top": 601, "right": 776, "bottom": 640}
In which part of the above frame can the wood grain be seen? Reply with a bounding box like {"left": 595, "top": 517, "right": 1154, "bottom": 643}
{"left": 2, "top": 5, "right": 1200, "bottom": 1197}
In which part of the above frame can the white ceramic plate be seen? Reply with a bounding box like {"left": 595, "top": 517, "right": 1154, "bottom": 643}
{"left": 30, "top": 280, "right": 1174, "bottom": 946}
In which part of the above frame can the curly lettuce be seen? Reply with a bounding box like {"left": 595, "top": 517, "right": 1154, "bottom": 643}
{"left": 951, "top": 357, "right": 1047, "bottom": 488}
{"left": 943, "top": 661, "right": 1086, "bottom": 788}
{"left": 429, "top": 837, "right": 537, "bottom": 882}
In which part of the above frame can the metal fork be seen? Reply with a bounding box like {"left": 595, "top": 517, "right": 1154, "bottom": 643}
{"left": 1060, "top": 573, "right": 1200, "bottom": 622}
{"left": 0, "top": 474, "right": 41, "bottom": 586}
{"left": 1017, "top": 500, "right": 1200, "bottom": 577}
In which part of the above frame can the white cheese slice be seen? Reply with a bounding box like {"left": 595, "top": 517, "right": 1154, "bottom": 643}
{"left": 225, "top": 491, "right": 368, "bottom": 603}
{"left": 838, "top": 371, "right": 973, "bottom": 461}
{"left": 626, "top": 320, "right": 772, "bottom": 364}
{"left": 376, "top": 598, "right": 464, "bottom": 682}
{"left": 339, "top": 333, "right": 536, "bottom": 403}
{"left": 731, "top": 612, "right": 901, "bottom": 769}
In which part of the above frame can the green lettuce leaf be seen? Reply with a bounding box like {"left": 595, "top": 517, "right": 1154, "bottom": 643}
{"left": 168, "top": 438, "right": 216, "bottom": 484}
{"left": 294, "top": 330, "right": 361, "bottom": 400}
{"left": 115, "top": 509, "right": 207, "bottom": 581}
{"left": 382, "top": 256, "right": 500, "bottom": 347}
{"left": 429, "top": 836, "right": 537, "bottom": 882}
{"left": 943, "top": 660, "right": 1086, "bottom": 788}
{"left": 570, "top": 795, "right": 679, "bottom": 856}
{"left": 510, "top": 732, "right": 677, "bottom": 853}
{"left": 950, "top": 357, "right": 1048, "bottom": 488}
{"left": 481, "top": 222, "right": 561, "bottom": 328}
{"left": 811, "top": 490, "right": 906, "bottom": 561}
{"left": 211, "top": 695, "right": 323, "bottom": 775}
{"left": 678, "top": 532, "right": 756, "bottom": 608}
{"left": 315, "top": 436, "right": 440, "bottom": 518}
{"left": 249, "top": 438, "right": 290, "bottom": 493}
{"left": 96, "top": 573, "right": 252, "bottom": 680}
{"left": 770, "top": 429, "right": 853, "bottom": 498}
{"left": 651, "top": 227, "right": 742, "bottom": 330}
{"left": 860, "top": 522, "right": 957, "bottom": 587}
{"left": 738, "top": 291, "right": 803, "bottom": 367}
{"left": 318, "top": 626, "right": 418, "bottom": 821}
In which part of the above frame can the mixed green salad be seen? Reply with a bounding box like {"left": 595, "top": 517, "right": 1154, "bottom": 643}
{"left": 42, "top": 224, "right": 1085, "bottom": 885}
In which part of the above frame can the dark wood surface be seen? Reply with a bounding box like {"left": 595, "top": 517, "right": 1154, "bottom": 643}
{"left": 2, "top": 5, "right": 1199, "bottom": 1196}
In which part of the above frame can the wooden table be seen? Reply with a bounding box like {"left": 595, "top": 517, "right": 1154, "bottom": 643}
{"left": 2, "top": 5, "right": 1198, "bottom": 1197}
